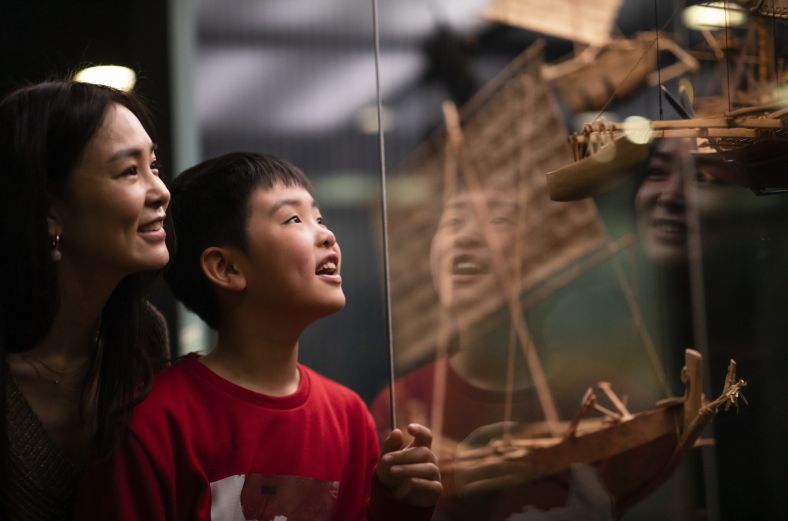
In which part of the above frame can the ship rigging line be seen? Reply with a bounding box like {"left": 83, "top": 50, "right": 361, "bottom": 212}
{"left": 370, "top": 0, "right": 397, "bottom": 431}
{"left": 772, "top": 0, "right": 780, "bottom": 87}
{"left": 654, "top": 0, "right": 664, "bottom": 119}
{"left": 724, "top": 0, "right": 732, "bottom": 111}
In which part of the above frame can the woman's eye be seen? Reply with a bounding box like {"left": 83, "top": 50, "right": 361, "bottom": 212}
{"left": 151, "top": 159, "right": 162, "bottom": 174}
{"left": 316, "top": 216, "right": 326, "bottom": 226}
{"left": 284, "top": 215, "right": 302, "bottom": 224}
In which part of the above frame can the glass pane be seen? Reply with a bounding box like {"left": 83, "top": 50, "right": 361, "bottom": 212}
{"left": 371, "top": 1, "right": 788, "bottom": 519}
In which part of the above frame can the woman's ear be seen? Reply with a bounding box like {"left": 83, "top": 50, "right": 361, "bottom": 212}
{"left": 200, "top": 247, "right": 247, "bottom": 292}
{"left": 46, "top": 196, "right": 64, "bottom": 237}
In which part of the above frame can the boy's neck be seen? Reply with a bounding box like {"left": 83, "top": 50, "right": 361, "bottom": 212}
{"left": 202, "top": 312, "right": 303, "bottom": 397}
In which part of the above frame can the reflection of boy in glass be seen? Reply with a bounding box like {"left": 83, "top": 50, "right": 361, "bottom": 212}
{"left": 429, "top": 188, "right": 525, "bottom": 388}
{"left": 373, "top": 185, "right": 612, "bottom": 521}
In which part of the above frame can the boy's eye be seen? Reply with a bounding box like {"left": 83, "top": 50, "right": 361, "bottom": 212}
{"left": 440, "top": 217, "right": 462, "bottom": 228}
{"left": 284, "top": 215, "right": 302, "bottom": 224}
{"left": 121, "top": 166, "right": 139, "bottom": 177}
{"left": 490, "top": 216, "right": 514, "bottom": 225}
{"left": 151, "top": 159, "right": 162, "bottom": 175}
{"left": 316, "top": 216, "right": 326, "bottom": 226}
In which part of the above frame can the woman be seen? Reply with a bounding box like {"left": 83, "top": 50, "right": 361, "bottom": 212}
{"left": 0, "top": 81, "right": 172, "bottom": 520}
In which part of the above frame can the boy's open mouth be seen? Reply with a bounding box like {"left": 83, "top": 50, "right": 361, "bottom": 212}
{"left": 316, "top": 254, "right": 339, "bottom": 276}
{"left": 451, "top": 254, "right": 488, "bottom": 276}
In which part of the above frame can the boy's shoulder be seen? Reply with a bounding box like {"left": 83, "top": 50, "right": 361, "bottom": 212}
{"left": 300, "top": 364, "right": 368, "bottom": 413}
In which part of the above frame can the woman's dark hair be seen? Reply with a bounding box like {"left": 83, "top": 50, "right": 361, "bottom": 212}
{"left": 0, "top": 81, "right": 168, "bottom": 471}
{"left": 165, "top": 152, "right": 311, "bottom": 329}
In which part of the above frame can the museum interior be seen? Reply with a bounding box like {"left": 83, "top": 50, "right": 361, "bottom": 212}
{"left": 3, "top": 0, "right": 787, "bottom": 519}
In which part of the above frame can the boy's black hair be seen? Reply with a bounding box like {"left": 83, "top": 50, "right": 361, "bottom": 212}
{"left": 165, "top": 152, "right": 312, "bottom": 329}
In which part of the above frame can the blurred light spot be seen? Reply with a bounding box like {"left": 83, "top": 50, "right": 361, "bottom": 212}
{"left": 624, "top": 115, "right": 653, "bottom": 145}
{"left": 356, "top": 104, "right": 394, "bottom": 134}
{"left": 315, "top": 173, "right": 378, "bottom": 206}
{"left": 682, "top": 3, "right": 747, "bottom": 30}
{"left": 74, "top": 65, "right": 137, "bottom": 92}
{"left": 389, "top": 175, "right": 432, "bottom": 205}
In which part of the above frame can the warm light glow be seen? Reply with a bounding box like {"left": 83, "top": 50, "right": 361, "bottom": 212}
{"left": 623, "top": 116, "right": 653, "bottom": 145}
{"left": 356, "top": 104, "right": 393, "bottom": 134}
{"left": 682, "top": 3, "right": 748, "bottom": 30}
{"left": 74, "top": 65, "right": 137, "bottom": 92}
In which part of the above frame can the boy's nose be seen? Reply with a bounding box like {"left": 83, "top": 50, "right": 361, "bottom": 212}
{"left": 452, "top": 220, "right": 483, "bottom": 248}
{"left": 318, "top": 227, "right": 337, "bottom": 247}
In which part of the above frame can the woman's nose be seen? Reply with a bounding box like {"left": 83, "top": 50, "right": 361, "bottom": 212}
{"left": 657, "top": 170, "right": 685, "bottom": 206}
{"left": 146, "top": 174, "right": 171, "bottom": 210}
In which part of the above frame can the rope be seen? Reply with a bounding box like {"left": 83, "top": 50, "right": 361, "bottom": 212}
{"left": 654, "top": 0, "right": 664, "bottom": 119}
{"left": 370, "top": 0, "right": 397, "bottom": 430}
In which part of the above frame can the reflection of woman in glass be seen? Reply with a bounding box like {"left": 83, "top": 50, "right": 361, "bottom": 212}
{"left": 635, "top": 140, "right": 689, "bottom": 266}
{"left": 0, "top": 81, "right": 171, "bottom": 520}
{"left": 634, "top": 137, "right": 788, "bottom": 520}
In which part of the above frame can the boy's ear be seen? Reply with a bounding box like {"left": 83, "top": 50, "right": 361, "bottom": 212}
{"left": 200, "top": 247, "right": 247, "bottom": 292}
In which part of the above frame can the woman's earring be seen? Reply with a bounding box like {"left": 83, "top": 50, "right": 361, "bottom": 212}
{"left": 51, "top": 234, "right": 62, "bottom": 262}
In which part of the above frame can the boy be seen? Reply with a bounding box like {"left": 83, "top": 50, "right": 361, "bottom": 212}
{"left": 76, "top": 152, "right": 441, "bottom": 520}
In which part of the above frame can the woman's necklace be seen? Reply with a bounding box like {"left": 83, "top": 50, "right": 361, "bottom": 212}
{"left": 20, "top": 353, "right": 88, "bottom": 386}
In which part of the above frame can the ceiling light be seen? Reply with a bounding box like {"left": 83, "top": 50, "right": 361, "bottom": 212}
{"left": 682, "top": 2, "right": 748, "bottom": 30}
{"left": 74, "top": 65, "right": 137, "bottom": 92}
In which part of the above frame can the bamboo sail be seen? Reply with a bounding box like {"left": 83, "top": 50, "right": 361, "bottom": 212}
{"left": 387, "top": 42, "right": 608, "bottom": 372}
{"left": 484, "top": 0, "right": 622, "bottom": 46}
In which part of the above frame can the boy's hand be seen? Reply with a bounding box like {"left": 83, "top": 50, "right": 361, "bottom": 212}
{"left": 376, "top": 423, "right": 442, "bottom": 507}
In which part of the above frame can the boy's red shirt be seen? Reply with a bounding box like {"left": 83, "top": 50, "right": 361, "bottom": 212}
{"left": 74, "top": 354, "right": 432, "bottom": 521}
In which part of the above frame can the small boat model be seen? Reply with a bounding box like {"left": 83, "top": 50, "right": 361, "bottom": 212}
{"left": 440, "top": 349, "right": 747, "bottom": 516}
{"left": 547, "top": 102, "right": 788, "bottom": 200}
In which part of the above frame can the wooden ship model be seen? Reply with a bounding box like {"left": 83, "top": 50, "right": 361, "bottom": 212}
{"left": 544, "top": 0, "right": 788, "bottom": 201}
{"left": 440, "top": 349, "right": 747, "bottom": 515}
{"left": 383, "top": 29, "right": 748, "bottom": 515}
